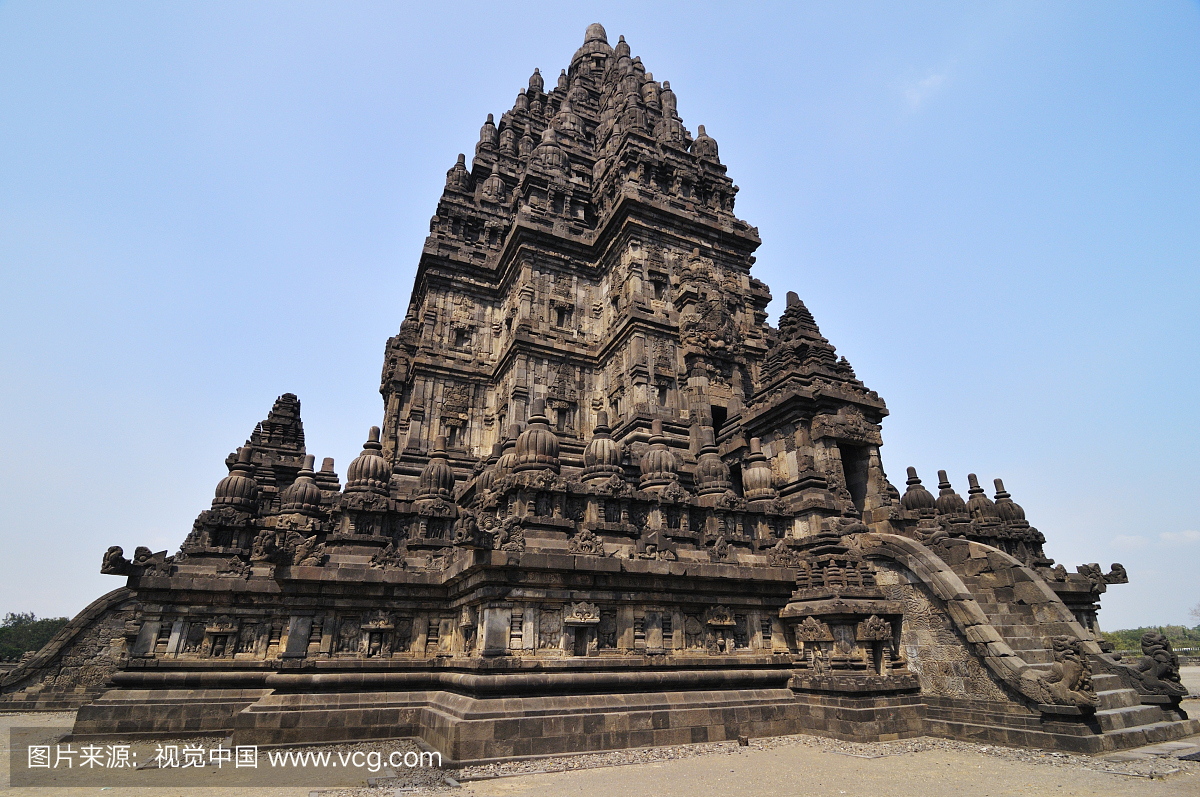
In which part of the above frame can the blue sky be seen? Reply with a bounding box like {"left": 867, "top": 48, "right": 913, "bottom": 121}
{"left": 1, "top": 2, "right": 1197, "bottom": 630}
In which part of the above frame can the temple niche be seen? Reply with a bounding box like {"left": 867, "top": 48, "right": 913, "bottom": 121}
{"left": 5, "top": 23, "right": 1196, "bottom": 761}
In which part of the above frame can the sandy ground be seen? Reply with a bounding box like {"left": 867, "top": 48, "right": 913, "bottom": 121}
{"left": 457, "top": 745, "right": 1199, "bottom": 797}
{"left": 1180, "top": 664, "right": 1200, "bottom": 696}
{"left": 1, "top": 667, "right": 1196, "bottom": 797}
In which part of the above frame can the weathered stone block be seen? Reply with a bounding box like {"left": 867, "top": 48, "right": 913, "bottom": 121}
{"left": 946, "top": 600, "right": 988, "bottom": 628}
{"left": 1013, "top": 581, "right": 1047, "bottom": 606}
{"left": 964, "top": 625, "right": 1002, "bottom": 645}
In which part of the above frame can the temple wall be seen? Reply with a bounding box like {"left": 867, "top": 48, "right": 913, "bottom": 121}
{"left": 873, "top": 561, "right": 1009, "bottom": 702}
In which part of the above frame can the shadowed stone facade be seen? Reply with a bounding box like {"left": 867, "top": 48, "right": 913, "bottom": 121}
{"left": 4, "top": 24, "right": 1195, "bottom": 760}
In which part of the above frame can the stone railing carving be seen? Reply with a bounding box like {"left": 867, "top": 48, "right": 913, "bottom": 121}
{"left": 856, "top": 533, "right": 1100, "bottom": 712}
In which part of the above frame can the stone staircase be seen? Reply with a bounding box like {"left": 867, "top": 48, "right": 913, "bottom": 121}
{"left": 955, "top": 572, "right": 1067, "bottom": 669}
{"left": 1089, "top": 672, "right": 1189, "bottom": 743}
{"left": 954, "top": 561, "right": 1200, "bottom": 751}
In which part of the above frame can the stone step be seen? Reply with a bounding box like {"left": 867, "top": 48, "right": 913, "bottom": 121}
{"left": 984, "top": 616, "right": 1043, "bottom": 630}
{"left": 1095, "top": 703, "right": 1166, "bottom": 732}
{"left": 1004, "top": 646, "right": 1051, "bottom": 658}
{"left": 1101, "top": 718, "right": 1200, "bottom": 749}
{"left": 1002, "top": 638, "right": 1051, "bottom": 649}
{"left": 1000, "top": 647, "right": 1054, "bottom": 663}
{"left": 1001, "top": 636, "right": 1052, "bottom": 651}
{"left": 983, "top": 612, "right": 1035, "bottom": 625}
{"left": 999, "top": 619, "right": 1045, "bottom": 633}
{"left": 995, "top": 637, "right": 1055, "bottom": 652}
{"left": 1091, "top": 673, "right": 1123, "bottom": 691}
{"left": 1096, "top": 688, "right": 1142, "bottom": 711}
{"left": 983, "top": 620, "right": 1036, "bottom": 633}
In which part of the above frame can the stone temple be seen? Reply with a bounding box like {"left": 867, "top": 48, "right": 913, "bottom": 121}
{"left": 3, "top": 24, "right": 1194, "bottom": 760}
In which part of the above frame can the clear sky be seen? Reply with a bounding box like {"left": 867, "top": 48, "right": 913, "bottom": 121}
{"left": 1, "top": 2, "right": 1197, "bottom": 630}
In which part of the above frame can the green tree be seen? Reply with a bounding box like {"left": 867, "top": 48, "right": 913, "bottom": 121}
{"left": 1101, "top": 623, "right": 1200, "bottom": 653}
{"left": 0, "top": 613, "right": 70, "bottom": 661}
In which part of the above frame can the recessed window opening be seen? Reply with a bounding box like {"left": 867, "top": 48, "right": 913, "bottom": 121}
{"left": 838, "top": 442, "right": 869, "bottom": 512}
{"left": 729, "top": 462, "right": 744, "bottom": 496}
{"left": 711, "top": 404, "right": 728, "bottom": 435}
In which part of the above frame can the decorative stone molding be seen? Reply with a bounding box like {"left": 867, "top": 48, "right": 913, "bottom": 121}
{"left": 563, "top": 602, "right": 601, "bottom": 625}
